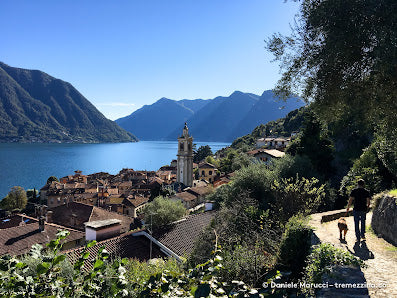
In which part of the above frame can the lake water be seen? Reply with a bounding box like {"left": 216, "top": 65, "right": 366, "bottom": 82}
{"left": 0, "top": 141, "right": 229, "bottom": 198}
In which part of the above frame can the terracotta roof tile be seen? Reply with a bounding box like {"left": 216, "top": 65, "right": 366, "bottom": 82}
{"left": 124, "top": 196, "right": 149, "bottom": 208}
{"left": 153, "top": 211, "right": 216, "bottom": 257}
{"left": 50, "top": 202, "right": 133, "bottom": 233}
{"left": 0, "top": 218, "right": 84, "bottom": 256}
{"left": 175, "top": 192, "right": 197, "bottom": 202}
{"left": 187, "top": 186, "right": 213, "bottom": 196}
{"left": 198, "top": 162, "right": 217, "bottom": 169}
{"left": 0, "top": 215, "right": 36, "bottom": 229}
{"left": 64, "top": 232, "right": 166, "bottom": 271}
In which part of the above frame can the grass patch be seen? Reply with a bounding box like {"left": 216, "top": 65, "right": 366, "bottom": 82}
{"left": 386, "top": 246, "right": 397, "bottom": 252}
{"left": 389, "top": 189, "right": 397, "bottom": 197}
{"left": 366, "top": 225, "right": 374, "bottom": 234}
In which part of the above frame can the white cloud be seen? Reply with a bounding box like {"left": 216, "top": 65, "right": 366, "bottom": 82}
{"left": 97, "top": 102, "right": 135, "bottom": 107}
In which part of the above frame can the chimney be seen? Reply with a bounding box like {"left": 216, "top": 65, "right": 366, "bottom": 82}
{"left": 84, "top": 219, "right": 121, "bottom": 241}
{"left": 38, "top": 216, "right": 45, "bottom": 231}
{"left": 46, "top": 211, "right": 53, "bottom": 223}
{"left": 70, "top": 214, "right": 77, "bottom": 227}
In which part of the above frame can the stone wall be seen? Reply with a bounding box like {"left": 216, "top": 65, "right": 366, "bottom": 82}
{"left": 371, "top": 194, "right": 397, "bottom": 246}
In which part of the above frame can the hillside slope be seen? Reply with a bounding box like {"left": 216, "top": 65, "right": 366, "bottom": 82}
{"left": 0, "top": 62, "right": 136, "bottom": 143}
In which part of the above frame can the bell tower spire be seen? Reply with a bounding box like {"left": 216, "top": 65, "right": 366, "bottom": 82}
{"left": 177, "top": 122, "right": 193, "bottom": 187}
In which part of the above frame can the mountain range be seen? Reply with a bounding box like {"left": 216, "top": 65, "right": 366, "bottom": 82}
{"left": 116, "top": 90, "right": 304, "bottom": 142}
{"left": 0, "top": 62, "right": 136, "bottom": 143}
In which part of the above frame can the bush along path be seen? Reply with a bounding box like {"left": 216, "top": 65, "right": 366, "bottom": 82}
{"left": 309, "top": 210, "right": 397, "bottom": 297}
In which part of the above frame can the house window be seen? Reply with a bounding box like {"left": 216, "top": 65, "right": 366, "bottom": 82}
{"left": 209, "top": 171, "right": 212, "bottom": 175}
{"left": 201, "top": 170, "right": 205, "bottom": 176}
{"left": 188, "top": 143, "right": 191, "bottom": 151}
{"left": 180, "top": 143, "right": 184, "bottom": 150}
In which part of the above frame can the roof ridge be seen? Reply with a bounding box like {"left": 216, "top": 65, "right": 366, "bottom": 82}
{"left": 8, "top": 214, "right": 84, "bottom": 234}
{"left": 93, "top": 205, "right": 134, "bottom": 219}
{"left": 62, "top": 229, "right": 145, "bottom": 254}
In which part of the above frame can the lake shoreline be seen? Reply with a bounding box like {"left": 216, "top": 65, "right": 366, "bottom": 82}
{"left": 0, "top": 141, "right": 229, "bottom": 198}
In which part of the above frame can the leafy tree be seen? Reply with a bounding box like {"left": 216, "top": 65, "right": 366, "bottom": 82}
{"left": 273, "top": 154, "right": 320, "bottom": 180}
{"left": 143, "top": 196, "right": 186, "bottom": 229}
{"left": 267, "top": 0, "right": 397, "bottom": 177}
{"left": 219, "top": 149, "right": 253, "bottom": 174}
{"left": 46, "top": 176, "right": 59, "bottom": 184}
{"left": 267, "top": 0, "right": 397, "bottom": 121}
{"left": 270, "top": 176, "right": 325, "bottom": 224}
{"left": 193, "top": 145, "right": 213, "bottom": 163}
{"left": 374, "top": 127, "right": 397, "bottom": 181}
{"left": 286, "top": 111, "right": 335, "bottom": 181}
{"left": 1, "top": 186, "right": 28, "bottom": 211}
{"left": 340, "top": 143, "right": 395, "bottom": 196}
{"left": 230, "top": 163, "right": 276, "bottom": 209}
{"left": 205, "top": 155, "right": 219, "bottom": 168}
{"left": 26, "top": 188, "right": 39, "bottom": 202}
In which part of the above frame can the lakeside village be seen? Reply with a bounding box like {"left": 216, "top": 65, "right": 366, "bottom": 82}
{"left": 0, "top": 123, "right": 291, "bottom": 261}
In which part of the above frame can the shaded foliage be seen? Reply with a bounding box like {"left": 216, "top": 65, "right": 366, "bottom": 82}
{"left": 277, "top": 216, "right": 312, "bottom": 277}
{"left": 267, "top": 0, "right": 397, "bottom": 179}
{"left": 193, "top": 145, "right": 213, "bottom": 163}
{"left": 340, "top": 143, "right": 396, "bottom": 197}
{"left": 286, "top": 110, "right": 335, "bottom": 182}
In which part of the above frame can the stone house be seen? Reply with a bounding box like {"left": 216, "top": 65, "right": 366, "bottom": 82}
{"left": 247, "top": 148, "right": 285, "bottom": 165}
{"left": 197, "top": 162, "right": 217, "bottom": 183}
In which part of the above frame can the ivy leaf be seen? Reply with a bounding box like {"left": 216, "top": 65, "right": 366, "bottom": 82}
{"left": 15, "top": 262, "right": 27, "bottom": 269}
{"left": 36, "top": 262, "right": 51, "bottom": 275}
{"left": 53, "top": 255, "right": 66, "bottom": 265}
{"left": 86, "top": 240, "right": 97, "bottom": 248}
{"left": 93, "top": 259, "right": 104, "bottom": 270}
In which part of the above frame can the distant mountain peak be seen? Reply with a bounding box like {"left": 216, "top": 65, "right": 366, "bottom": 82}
{"left": 157, "top": 97, "right": 173, "bottom": 103}
{"left": 116, "top": 90, "right": 303, "bottom": 142}
{"left": 230, "top": 90, "right": 244, "bottom": 96}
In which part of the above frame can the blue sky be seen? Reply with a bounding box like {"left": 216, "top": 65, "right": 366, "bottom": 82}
{"left": 0, "top": 0, "right": 299, "bottom": 120}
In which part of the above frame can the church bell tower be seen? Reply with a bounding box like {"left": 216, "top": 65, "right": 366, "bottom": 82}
{"left": 177, "top": 122, "right": 193, "bottom": 187}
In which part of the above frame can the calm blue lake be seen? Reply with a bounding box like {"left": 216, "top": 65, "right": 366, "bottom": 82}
{"left": 0, "top": 141, "right": 229, "bottom": 198}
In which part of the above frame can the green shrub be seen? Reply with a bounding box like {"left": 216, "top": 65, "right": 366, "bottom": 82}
{"left": 270, "top": 176, "right": 325, "bottom": 223}
{"left": 301, "top": 243, "right": 365, "bottom": 296}
{"left": 220, "top": 244, "right": 275, "bottom": 287}
{"left": 277, "top": 215, "right": 312, "bottom": 276}
{"left": 143, "top": 196, "right": 186, "bottom": 229}
{"left": 0, "top": 231, "right": 277, "bottom": 297}
{"left": 340, "top": 144, "right": 395, "bottom": 197}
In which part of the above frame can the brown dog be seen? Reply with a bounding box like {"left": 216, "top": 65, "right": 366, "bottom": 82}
{"left": 338, "top": 217, "right": 348, "bottom": 240}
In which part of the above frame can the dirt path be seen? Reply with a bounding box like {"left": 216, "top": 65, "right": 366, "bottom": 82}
{"left": 310, "top": 212, "right": 397, "bottom": 297}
